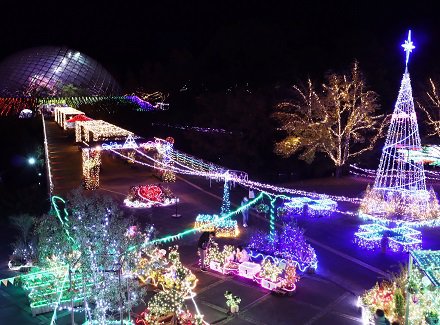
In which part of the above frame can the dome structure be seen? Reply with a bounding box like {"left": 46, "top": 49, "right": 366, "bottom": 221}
{"left": 0, "top": 47, "right": 121, "bottom": 97}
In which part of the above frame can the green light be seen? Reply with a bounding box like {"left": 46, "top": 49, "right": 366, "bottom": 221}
{"left": 51, "top": 196, "right": 76, "bottom": 246}
{"left": 150, "top": 192, "right": 265, "bottom": 245}
{"left": 269, "top": 198, "right": 276, "bottom": 239}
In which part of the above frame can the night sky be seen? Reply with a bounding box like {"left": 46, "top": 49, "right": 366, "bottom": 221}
{"left": 1, "top": 1, "right": 440, "bottom": 97}
{"left": 1, "top": 1, "right": 440, "bottom": 214}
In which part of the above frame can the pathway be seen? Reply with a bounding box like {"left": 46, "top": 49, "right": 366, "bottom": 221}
{"left": 44, "top": 119, "right": 82, "bottom": 195}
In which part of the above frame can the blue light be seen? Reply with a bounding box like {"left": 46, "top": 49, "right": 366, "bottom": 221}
{"left": 354, "top": 223, "right": 422, "bottom": 252}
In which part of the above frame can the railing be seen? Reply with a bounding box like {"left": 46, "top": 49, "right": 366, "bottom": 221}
{"left": 42, "top": 114, "right": 54, "bottom": 197}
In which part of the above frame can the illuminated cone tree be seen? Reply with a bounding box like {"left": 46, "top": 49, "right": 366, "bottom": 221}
{"left": 360, "top": 31, "right": 440, "bottom": 223}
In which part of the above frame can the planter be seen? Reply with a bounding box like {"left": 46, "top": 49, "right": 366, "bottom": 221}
{"left": 261, "top": 278, "right": 282, "bottom": 291}
{"left": 282, "top": 284, "right": 296, "bottom": 293}
{"left": 224, "top": 262, "right": 239, "bottom": 275}
{"left": 230, "top": 305, "right": 239, "bottom": 314}
{"left": 239, "top": 262, "right": 261, "bottom": 279}
{"left": 253, "top": 272, "right": 263, "bottom": 284}
{"left": 210, "top": 260, "right": 224, "bottom": 274}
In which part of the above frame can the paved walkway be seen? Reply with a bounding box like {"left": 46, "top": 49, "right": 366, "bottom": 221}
{"left": 44, "top": 119, "right": 82, "bottom": 195}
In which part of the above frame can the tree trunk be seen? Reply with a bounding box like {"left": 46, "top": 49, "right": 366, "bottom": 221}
{"left": 335, "top": 165, "right": 343, "bottom": 178}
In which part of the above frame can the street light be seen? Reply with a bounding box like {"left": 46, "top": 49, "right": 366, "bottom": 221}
{"left": 28, "top": 157, "right": 36, "bottom": 165}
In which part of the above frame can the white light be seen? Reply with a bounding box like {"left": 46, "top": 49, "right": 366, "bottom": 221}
{"left": 28, "top": 157, "right": 36, "bottom": 165}
{"left": 402, "top": 30, "right": 415, "bottom": 66}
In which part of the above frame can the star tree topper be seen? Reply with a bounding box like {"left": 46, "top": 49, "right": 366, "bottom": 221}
{"left": 402, "top": 30, "right": 415, "bottom": 69}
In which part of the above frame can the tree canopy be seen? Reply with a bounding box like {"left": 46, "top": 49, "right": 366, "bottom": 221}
{"left": 273, "top": 61, "right": 387, "bottom": 175}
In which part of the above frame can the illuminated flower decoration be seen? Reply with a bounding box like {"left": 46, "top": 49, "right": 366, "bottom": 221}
{"left": 125, "top": 184, "right": 177, "bottom": 208}
{"left": 139, "top": 185, "right": 163, "bottom": 202}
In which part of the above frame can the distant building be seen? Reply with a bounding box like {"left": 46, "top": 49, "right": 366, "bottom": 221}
{"left": 0, "top": 46, "right": 120, "bottom": 97}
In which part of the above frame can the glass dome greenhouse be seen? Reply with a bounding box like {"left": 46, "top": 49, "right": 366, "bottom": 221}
{"left": 0, "top": 46, "right": 120, "bottom": 97}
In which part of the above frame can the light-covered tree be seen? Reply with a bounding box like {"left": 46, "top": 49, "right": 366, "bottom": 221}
{"left": 35, "top": 189, "right": 151, "bottom": 323}
{"left": 273, "top": 61, "right": 387, "bottom": 176}
{"left": 417, "top": 78, "right": 440, "bottom": 137}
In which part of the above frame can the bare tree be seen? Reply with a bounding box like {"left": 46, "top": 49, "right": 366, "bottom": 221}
{"left": 273, "top": 61, "right": 387, "bottom": 176}
{"left": 9, "top": 214, "right": 36, "bottom": 265}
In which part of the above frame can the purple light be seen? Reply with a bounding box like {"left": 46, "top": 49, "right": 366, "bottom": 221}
{"left": 124, "top": 95, "right": 156, "bottom": 111}
{"left": 247, "top": 223, "right": 318, "bottom": 272}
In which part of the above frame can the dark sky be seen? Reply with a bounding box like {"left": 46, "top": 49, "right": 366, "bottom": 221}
{"left": 1, "top": 1, "right": 440, "bottom": 93}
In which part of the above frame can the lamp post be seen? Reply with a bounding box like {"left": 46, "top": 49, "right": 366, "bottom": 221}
{"left": 171, "top": 197, "right": 181, "bottom": 218}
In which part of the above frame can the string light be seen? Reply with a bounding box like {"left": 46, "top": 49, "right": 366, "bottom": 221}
{"left": 412, "top": 250, "right": 440, "bottom": 287}
{"left": 220, "top": 179, "right": 231, "bottom": 215}
{"left": 42, "top": 114, "right": 54, "bottom": 194}
{"left": 38, "top": 95, "right": 167, "bottom": 113}
{"left": 152, "top": 122, "right": 234, "bottom": 135}
{"left": 102, "top": 135, "right": 358, "bottom": 206}
{"left": 273, "top": 61, "right": 385, "bottom": 173}
{"left": 76, "top": 120, "right": 135, "bottom": 143}
{"left": 150, "top": 192, "right": 264, "bottom": 245}
{"left": 282, "top": 263, "right": 300, "bottom": 292}
{"left": 82, "top": 148, "right": 101, "bottom": 190}
{"left": 172, "top": 150, "right": 226, "bottom": 175}
{"left": 153, "top": 137, "right": 176, "bottom": 182}
{"left": 360, "top": 250, "right": 440, "bottom": 325}
{"left": 351, "top": 163, "right": 440, "bottom": 182}
{"left": 242, "top": 179, "right": 360, "bottom": 203}
{"left": 207, "top": 242, "right": 301, "bottom": 293}
{"left": 0, "top": 97, "right": 37, "bottom": 116}
{"left": 360, "top": 32, "right": 440, "bottom": 224}
{"left": 248, "top": 222, "right": 318, "bottom": 272}
{"left": 206, "top": 242, "right": 236, "bottom": 272}
{"left": 194, "top": 214, "right": 239, "bottom": 238}
{"left": 54, "top": 106, "right": 85, "bottom": 129}
{"left": 111, "top": 136, "right": 353, "bottom": 205}
{"left": 354, "top": 223, "right": 422, "bottom": 252}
